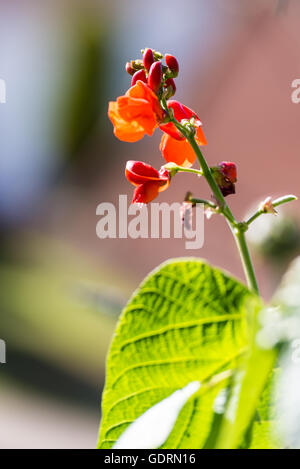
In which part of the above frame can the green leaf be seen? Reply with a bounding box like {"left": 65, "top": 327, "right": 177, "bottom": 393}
{"left": 249, "top": 421, "right": 281, "bottom": 449}
{"left": 98, "top": 258, "right": 261, "bottom": 449}
{"left": 113, "top": 381, "right": 201, "bottom": 449}
{"left": 215, "top": 260, "right": 300, "bottom": 449}
{"left": 215, "top": 344, "right": 277, "bottom": 449}
{"left": 248, "top": 368, "right": 282, "bottom": 449}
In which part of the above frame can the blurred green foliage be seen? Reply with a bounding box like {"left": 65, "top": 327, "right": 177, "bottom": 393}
{"left": 248, "top": 211, "right": 300, "bottom": 266}
{"left": 0, "top": 234, "right": 129, "bottom": 409}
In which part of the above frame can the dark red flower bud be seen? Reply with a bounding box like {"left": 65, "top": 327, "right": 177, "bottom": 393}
{"left": 164, "top": 78, "right": 176, "bottom": 97}
{"left": 210, "top": 161, "right": 237, "bottom": 198}
{"left": 219, "top": 183, "right": 235, "bottom": 197}
{"left": 165, "top": 54, "right": 179, "bottom": 77}
{"left": 125, "top": 62, "right": 135, "bottom": 76}
{"left": 143, "top": 48, "right": 155, "bottom": 71}
{"left": 131, "top": 69, "right": 147, "bottom": 87}
{"left": 148, "top": 61, "right": 163, "bottom": 93}
{"left": 218, "top": 161, "right": 237, "bottom": 183}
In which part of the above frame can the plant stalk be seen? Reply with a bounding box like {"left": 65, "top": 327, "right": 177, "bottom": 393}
{"left": 187, "top": 134, "right": 259, "bottom": 295}
{"left": 233, "top": 228, "right": 259, "bottom": 294}
{"left": 165, "top": 108, "right": 260, "bottom": 294}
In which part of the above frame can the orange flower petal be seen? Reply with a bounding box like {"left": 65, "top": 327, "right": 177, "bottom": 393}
{"left": 117, "top": 96, "right": 157, "bottom": 137}
{"left": 127, "top": 81, "right": 164, "bottom": 120}
{"left": 157, "top": 177, "right": 170, "bottom": 193}
{"left": 108, "top": 102, "right": 146, "bottom": 142}
{"left": 108, "top": 81, "right": 163, "bottom": 142}
{"left": 158, "top": 121, "right": 184, "bottom": 140}
{"left": 159, "top": 134, "right": 196, "bottom": 167}
{"left": 195, "top": 126, "right": 207, "bottom": 146}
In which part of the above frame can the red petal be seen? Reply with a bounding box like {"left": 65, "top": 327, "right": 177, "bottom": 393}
{"left": 131, "top": 69, "right": 147, "bottom": 86}
{"left": 143, "top": 48, "right": 155, "bottom": 71}
{"left": 159, "top": 100, "right": 203, "bottom": 140}
{"left": 148, "top": 61, "right": 163, "bottom": 93}
{"left": 132, "top": 182, "right": 160, "bottom": 204}
{"left": 165, "top": 54, "right": 179, "bottom": 76}
{"left": 125, "top": 161, "right": 160, "bottom": 186}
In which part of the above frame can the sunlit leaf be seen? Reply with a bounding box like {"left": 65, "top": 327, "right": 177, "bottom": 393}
{"left": 113, "top": 381, "right": 200, "bottom": 449}
{"left": 249, "top": 421, "right": 281, "bottom": 449}
{"left": 216, "top": 257, "right": 300, "bottom": 449}
{"left": 98, "top": 258, "right": 261, "bottom": 449}
{"left": 215, "top": 344, "right": 277, "bottom": 449}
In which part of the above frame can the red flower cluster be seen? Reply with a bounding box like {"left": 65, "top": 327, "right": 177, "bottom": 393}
{"left": 108, "top": 49, "right": 207, "bottom": 203}
{"left": 108, "top": 48, "right": 236, "bottom": 204}
{"left": 109, "top": 48, "right": 192, "bottom": 157}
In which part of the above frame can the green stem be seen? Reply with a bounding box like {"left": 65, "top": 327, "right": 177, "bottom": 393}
{"left": 164, "top": 109, "right": 260, "bottom": 294}
{"left": 234, "top": 228, "right": 259, "bottom": 294}
{"left": 246, "top": 211, "right": 262, "bottom": 226}
{"left": 188, "top": 197, "right": 218, "bottom": 210}
{"left": 246, "top": 195, "right": 297, "bottom": 226}
{"left": 176, "top": 166, "right": 203, "bottom": 176}
{"left": 187, "top": 136, "right": 235, "bottom": 224}
{"left": 186, "top": 133, "right": 259, "bottom": 294}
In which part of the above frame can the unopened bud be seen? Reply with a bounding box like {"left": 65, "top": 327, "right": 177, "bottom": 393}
{"left": 211, "top": 161, "right": 237, "bottom": 198}
{"left": 259, "top": 197, "right": 278, "bottom": 215}
{"left": 165, "top": 54, "right": 179, "bottom": 77}
{"left": 143, "top": 48, "right": 155, "bottom": 71}
{"left": 218, "top": 161, "right": 237, "bottom": 183}
{"left": 164, "top": 78, "right": 176, "bottom": 98}
{"left": 131, "top": 69, "right": 147, "bottom": 86}
{"left": 148, "top": 61, "right": 163, "bottom": 93}
{"left": 125, "top": 62, "right": 135, "bottom": 76}
{"left": 219, "top": 184, "right": 235, "bottom": 197}
{"left": 131, "top": 59, "right": 144, "bottom": 71}
{"left": 153, "top": 50, "right": 163, "bottom": 60}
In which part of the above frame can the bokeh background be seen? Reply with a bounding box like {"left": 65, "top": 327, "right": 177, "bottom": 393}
{"left": 0, "top": 0, "right": 299, "bottom": 448}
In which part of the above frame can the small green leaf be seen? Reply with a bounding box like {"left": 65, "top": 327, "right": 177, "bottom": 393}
{"left": 98, "top": 258, "right": 261, "bottom": 449}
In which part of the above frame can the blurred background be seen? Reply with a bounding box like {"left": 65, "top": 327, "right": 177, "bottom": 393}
{"left": 0, "top": 0, "right": 299, "bottom": 448}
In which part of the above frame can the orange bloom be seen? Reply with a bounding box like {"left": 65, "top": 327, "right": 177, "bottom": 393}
{"left": 108, "top": 81, "right": 164, "bottom": 142}
{"left": 159, "top": 100, "right": 207, "bottom": 167}
{"left": 125, "top": 160, "right": 170, "bottom": 204}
